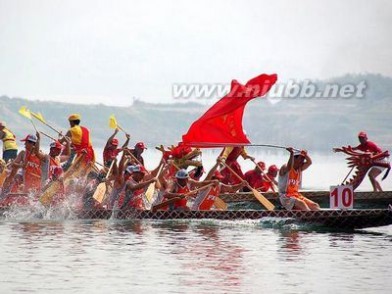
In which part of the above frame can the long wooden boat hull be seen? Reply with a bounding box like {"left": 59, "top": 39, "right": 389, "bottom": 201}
{"left": 75, "top": 209, "right": 392, "bottom": 230}
{"left": 221, "top": 191, "right": 392, "bottom": 209}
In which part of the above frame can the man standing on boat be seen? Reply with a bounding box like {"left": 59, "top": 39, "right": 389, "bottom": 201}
{"left": 278, "top": 148, "right": 320, "bottom": 211}
{"left": 62, "top": 114, "right": 95, "bottom": 164}
{"left": 334, "top": 131, "right": 389, "bottom": 191}
{"left": 0, "top": 121, "right": 18, "bottom": 163}
{"left": 219, "top": 146, "right": 255, "bottom": 185}
{"left": 103, "top": 128, "right": 130, "bottom": 167}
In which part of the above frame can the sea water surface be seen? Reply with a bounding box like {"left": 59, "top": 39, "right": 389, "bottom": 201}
{"left": 1, "top": 151, "right": 391, "bottom": 293}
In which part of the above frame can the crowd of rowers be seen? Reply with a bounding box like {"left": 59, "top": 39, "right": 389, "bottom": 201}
{"left": 0, "top": 115, "right": 388, "bottom": 211}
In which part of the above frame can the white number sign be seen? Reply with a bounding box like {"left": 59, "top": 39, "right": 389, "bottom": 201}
{"left": 329, "top": 185, "right": 354, "bottom": 209}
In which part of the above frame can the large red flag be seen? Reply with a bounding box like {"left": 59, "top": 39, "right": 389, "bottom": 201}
{"left": 181, "top": 73, "right": 278, "bottom": 147}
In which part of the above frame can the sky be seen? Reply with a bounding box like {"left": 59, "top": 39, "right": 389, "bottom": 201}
{"left": 0, "top": 0, "right": 391, "bottom": 106}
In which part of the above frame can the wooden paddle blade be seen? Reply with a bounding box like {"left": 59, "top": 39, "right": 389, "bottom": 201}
{"left": 152, "top": 197, "right": 181, "bottom": 212}
{"left": 39, "top": 180, "right": 62, "bottom": 206}
{"left": 39, "top": 155, "right": 88, "bottom": 206}
{"left": 213, "top": 197, "right": 228, "bottom": 211}
{"left": 93, "top": 182, "right": 107, "bottom": 203}
{"left": 145, "top": 183, "right": 155, "bottom": 203}
{"left": 31, "top": 111, "right": 46, "bottom": 123}
{"left": 18, "top": 106, "right": 32, "bottom": 119}
{"left": 109, "top": 115, "right": 117, "bottom": 129}
{"left": 251, "top": 188, "right": 275, "bottom": 211}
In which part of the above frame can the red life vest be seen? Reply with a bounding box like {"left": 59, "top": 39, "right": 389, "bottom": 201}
{"left": 198, "top": 185, "right": 220, "bottom": 210}
{"left": 173, "top": 182, "right": 190, "bottom": 209}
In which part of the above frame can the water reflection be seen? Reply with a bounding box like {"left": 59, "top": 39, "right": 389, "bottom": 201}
{"left": 278, "top": 229, "right": 303, "bottom": 261}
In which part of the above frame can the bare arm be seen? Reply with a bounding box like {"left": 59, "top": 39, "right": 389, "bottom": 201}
{"left": 121, "top": 133, "right": 130, "bottom": 149}
{"left": 126, "top": 177, "right": 156, "bottom": 192}
{"left": 280, "top": 147, "right": 294, "bottom": 176}
{"left": 301, "top": 151, "right": 312, "bottom": 171}
{"left": 105, "top": 129, "right": 119, "bottom": 149}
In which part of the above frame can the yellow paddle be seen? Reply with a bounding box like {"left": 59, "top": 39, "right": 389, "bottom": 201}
{"left": 93, "top": 160, "right": 115, "bottom": 204}
{"left": 145, "top": 163, "right": 164, "bottom": 204}
{"left": 30, "top": 110, "right": 71, "bottom": 143}
{"left": 222, "top": 162, "right": 275, "bottom": 211}
{"left": 18, "top": 106, "right": 38, "bottom": 132}
{"left": 109, "top": 114, "right": 127, "bottom": 134}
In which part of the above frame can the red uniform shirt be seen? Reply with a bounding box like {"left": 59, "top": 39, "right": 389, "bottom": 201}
{"left": 103, "top": 148, "right": 121, "bottom": 164}
{"left": 355, "top": 141, "right": 382, "bottom": 154}
{"left": 244, "top": 170, "right": 264, "bottom": 189}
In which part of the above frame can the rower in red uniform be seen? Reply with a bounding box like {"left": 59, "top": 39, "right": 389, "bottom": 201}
{"left": 121, "top": 164, "right": 157, "bottom": 210}
{"left": 260, "top": 165, "right": 279, "bottom": 192}
{"left": 126, "top": 142, "right": 147, "bottom": 166}
{"left": 62, "top": 114, "right": 95, "bottom": 164}
{"left": 103, "top": 128, "right": 130, "bottom": 167}
{"left": 278, "top": 148, "right": 320, "bottom": 211}
{"left": 34, "top": 133, "right": 70, "bottom": 196}
{"left": 219, "top": 146, "right": 255, "bottom": 185}
{"left": 195, "top": 161, "right": 246, "bottom": 210}
{"left": 349, "top": 131, "right": 388, "bottom": 191}
{"left": 3, "top": 134, "right": 42, "bottom": 194}
{"left": 242, "top": 161, "right": 266, "bottom": 192}
{"left": 164, "top": 169, "right": 215, "bottom": 211}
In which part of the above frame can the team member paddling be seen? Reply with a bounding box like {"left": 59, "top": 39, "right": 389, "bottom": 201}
{"left": 164, "top": 169, "right": 216, "bottom": 211}
{"left": 196, "top": 161, "right": 246, "bottom": 210}
{"left": 103, "top": 128, "right": 130, "bottom": 167}
{"left": 3, "top": 134, "right": 42, "bottom": 194}
{"left": 121, "top": 164, "right": 157, "bottom": 210}
{"left": 278, "top": 148, "right": 320, "bottom": 211}
{"left": 219, "top": 146, "right": 255, "bottom": 185}
{"left": 0, "top": 121, "right": 18, "bottom": 163}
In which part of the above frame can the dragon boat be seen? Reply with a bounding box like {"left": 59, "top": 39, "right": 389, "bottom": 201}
{"left": 23, "top": 207, "right": 392, "bottom": 230}
{"left": 0, "top": 196, "right": 391, "bottom": 230}
{"left": 220, "top": 191, "right": 392, "bottom": 209}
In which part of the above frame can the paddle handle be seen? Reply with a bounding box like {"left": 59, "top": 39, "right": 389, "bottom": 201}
{"left": 105, "top": 160, "right": 116, "bottom": 180}
{"left": 185, "top": 182, "right": 215, "bottom": 197}
{"left": 40, "top": 131, "right": 57, "bottom": 141}
{"left": 117, "top": 124, "right": 127, "bottom": 134}
{"left": 125, "top": 149, "right": 150, "bottom": 174}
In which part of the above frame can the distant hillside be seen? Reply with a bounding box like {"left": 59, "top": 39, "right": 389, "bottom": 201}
{"left": 1, "top": 73, "right": 391, "bottom": 152}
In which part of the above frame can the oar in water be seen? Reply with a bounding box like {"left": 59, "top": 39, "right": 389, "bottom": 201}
{"left": 93, "top": 160, "right": 115, "bottom": 204}
{"left": 222, "top": 162, "right": 275, "bottom": 211}
{"left": 109, "top": 114, "right": 128, "bottom": 134}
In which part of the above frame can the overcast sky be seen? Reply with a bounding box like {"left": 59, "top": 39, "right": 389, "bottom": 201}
{"left": 0, "top": 0, "right": 391, "bottom": 106}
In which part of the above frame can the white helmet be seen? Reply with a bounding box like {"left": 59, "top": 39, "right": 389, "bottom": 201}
{"left": 175, "top": 169, "right": 189, "bottom": 179}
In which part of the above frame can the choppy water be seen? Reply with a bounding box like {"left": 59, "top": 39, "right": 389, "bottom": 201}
{"left": 1, "top": 217, "right": 391, "bottom": 294}
{"left": 1, "top": 152, "right": 392, "bottom": 293}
